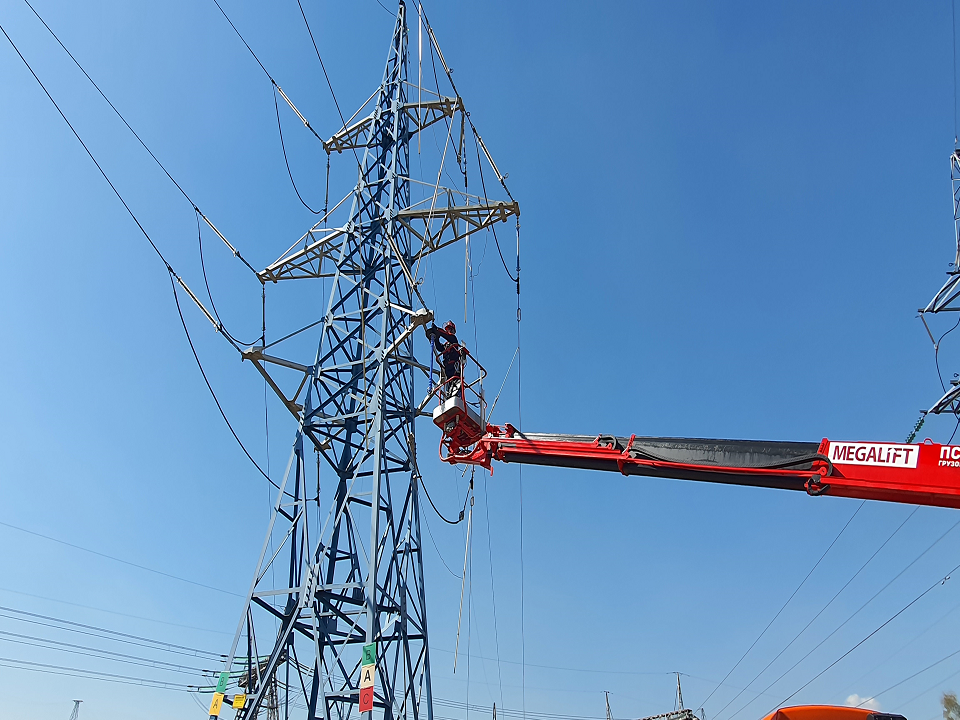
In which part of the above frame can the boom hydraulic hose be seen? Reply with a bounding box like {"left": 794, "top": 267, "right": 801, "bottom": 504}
{"left": 439, "top": 423, "right": 960, "bottom": 510}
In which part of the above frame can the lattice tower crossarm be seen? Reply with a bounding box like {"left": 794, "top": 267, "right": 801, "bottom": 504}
{"left": 213, "top": 3, "right": 518, "bottom": 720}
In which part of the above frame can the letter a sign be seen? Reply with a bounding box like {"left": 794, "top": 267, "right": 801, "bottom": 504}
{"left": 359, "top": 642, "right": 376, "bottom": 713}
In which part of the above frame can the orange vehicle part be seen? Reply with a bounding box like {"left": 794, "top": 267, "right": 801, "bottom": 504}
{"left": 761, "top": 706, "right": 905, "bottom": 720}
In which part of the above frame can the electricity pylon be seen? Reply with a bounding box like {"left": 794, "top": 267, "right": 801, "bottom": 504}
{"left": 68, "top": 700, "right": 81, "bottom": 720}
{"left": 921, "top": 149, "right": 960, "bottom": 414}
{"left": 214, "top": 3, "right": 518, "bottom": 719}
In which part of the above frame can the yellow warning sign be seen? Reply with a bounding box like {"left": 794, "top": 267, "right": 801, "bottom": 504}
{"left": 360, "top": 664, "right": 376, "bottom": 689}
{"left": 208, "top": 692, "right": 224, "bottom": 716}
{"left": 232, "top": 693, "right": 247, "bottom": 709}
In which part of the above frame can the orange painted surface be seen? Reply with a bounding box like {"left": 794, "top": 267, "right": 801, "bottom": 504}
{"left": 761, "top": 706, "right": 896, "bottom": 720}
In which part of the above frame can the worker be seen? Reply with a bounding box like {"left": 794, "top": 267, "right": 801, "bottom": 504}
{"left": 426, "top": 320, "right": 465, "bottom": 398}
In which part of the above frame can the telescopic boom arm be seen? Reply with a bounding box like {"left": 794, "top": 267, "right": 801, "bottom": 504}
{"left": 437, "top": 420, "right": 960, "bottom": 510}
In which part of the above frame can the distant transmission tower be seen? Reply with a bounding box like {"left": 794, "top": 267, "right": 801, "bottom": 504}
{"left": 920, "top": 149, "right": 960, "bottom": 415}
{"left": 210, "top": 2, "right": 518, "bottom": 719}
{"left": 68, "top": 700, "right": 81, "bottom": 720}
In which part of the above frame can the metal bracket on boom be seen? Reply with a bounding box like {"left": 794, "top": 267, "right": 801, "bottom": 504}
{"left": 435, "top": 427, "right": 960, "bottom": 510}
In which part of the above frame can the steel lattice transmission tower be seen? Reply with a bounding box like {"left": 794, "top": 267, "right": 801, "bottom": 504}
{"left": 214, "top": 3, "right": 518, "bottom": 719}
{"left": 921, "top": 149, "right": 960, "bottom": 415}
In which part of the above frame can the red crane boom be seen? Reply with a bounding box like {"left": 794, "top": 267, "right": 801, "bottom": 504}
{"left": 436, "top": 419, "right": 960, "bottom": 510}
{"left": 426, "top": 349, "right": 960, "bottom": 509}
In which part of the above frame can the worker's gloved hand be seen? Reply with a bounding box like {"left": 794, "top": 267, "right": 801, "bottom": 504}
{"left": 424, "top": 324, "right": 438, "bottom": 341}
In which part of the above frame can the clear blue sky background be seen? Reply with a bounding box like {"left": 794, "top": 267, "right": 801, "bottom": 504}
{"left": 4, "top": 1, "right": 960, "bottom": 719}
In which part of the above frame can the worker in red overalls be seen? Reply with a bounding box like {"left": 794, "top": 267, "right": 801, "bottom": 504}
{"left": 426, "top": 321, "right": 465, "bottom": 398}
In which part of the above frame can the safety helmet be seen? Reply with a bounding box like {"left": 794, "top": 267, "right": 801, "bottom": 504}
{"left": 444, "top": 320, "right": 456, "bottom": 334}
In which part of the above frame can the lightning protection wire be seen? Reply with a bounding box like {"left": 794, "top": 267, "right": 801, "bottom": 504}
{"left": 722, "top": 515, "right": 960, "bottom": 720}
{"left": 294, "top": 0, "right": 351, "bottom": 140}
{"left": 700, "top": 501, "right": 866, "bottom": 710}
{"left": 770, "top": 559, "right": 960, "bottom": 713}
{"left": 22, "top": 0, "right": 260, "bottom": 277}
{"left": 1, "top": 20, "right": 281, "bottom": 499}
{"left": 212, "top": 0, "right": 364, "bottom": 174}
{"left": 293, "top": 0, "right": 369, "bottom": 185}
{"left": 711, "top": 505, "right": 918, "bottom": 719}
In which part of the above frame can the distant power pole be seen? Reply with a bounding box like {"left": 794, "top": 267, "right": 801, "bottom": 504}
{"left": 676, "top": 673, "right": 684, "bottom": 711}
{"left": 606, "top": 691, "right": 614, "bottom": 720}
{"left": 68, "top": 700, "right": 81, "bottom": 720}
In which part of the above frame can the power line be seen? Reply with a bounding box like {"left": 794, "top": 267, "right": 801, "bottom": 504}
{"left": 894, "top": 662, "right": 960, "bottom": 711}
{"left": 837, "top": 594, "right": 960, "bottom": 698}
{"left": 700, "top": 501, "right": 865, "bottom": 710}
{"left": 853, "top": 646, "right": 960, "bottom": 706}
{"left": 711, "top": 505, "right": 918, "bottom": 718}
{"left": 0, "top": 655, "right": 199, "bottom": 691}
{"left": 771, "top": 560, "right": 960, "bottom": 711}
{"left": 273, "top": 85, "right": 323, "bottom": 214}
{"left": 0, "top": 20, "right": 169, "bottom": 268}
{"left": 21, "top": 0, "right": 259, "bottom": 277}
{"left": 294, "top": 0, "right": 349, "bottom": 133}
{"left": 211, "top": 0, "right": 272, "bottom": 81}
{"left": 722, "top": 516, "right": 960, "bottom": 720}
{"left": 1, "top": 16, "right": 280, "bottom": 497}
{"left": 169, "top": 274, "right": 283, "bottom": 493}
{"left": 0, "top": 629, "right": 215, "bottom": 675}
{"left": 0, "top": 519, "right": 238, "bottom": 598}
{"left": 0, "top": 584, "right": 231, "bottom": 636}
{"left": 0, "top": 605, "right": 224, "bottom": 659}
{"left": 210, "top": 0, "right": 329, "bottom": 146}
{"left": 196, "top": 210, "right": 264, "bottom": 347}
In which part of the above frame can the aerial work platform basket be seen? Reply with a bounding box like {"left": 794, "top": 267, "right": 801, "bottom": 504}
{"left": 429, "top": 349, "right": 487, "bottom": 459}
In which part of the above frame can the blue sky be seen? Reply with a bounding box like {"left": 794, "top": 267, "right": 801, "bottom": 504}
{"left": 5, "top": 1, "right": 960, "bottom": 719}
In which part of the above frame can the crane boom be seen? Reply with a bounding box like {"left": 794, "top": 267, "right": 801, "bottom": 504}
{"left": 439, "top": 421, "right": 960, "bottom": 510}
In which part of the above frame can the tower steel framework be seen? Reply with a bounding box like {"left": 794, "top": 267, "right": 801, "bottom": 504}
{"left": 921, "top": 149, "right": 960, "bottom": 415}
{"left": 215, "top": 3, "right": 519, "bottom": 719}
